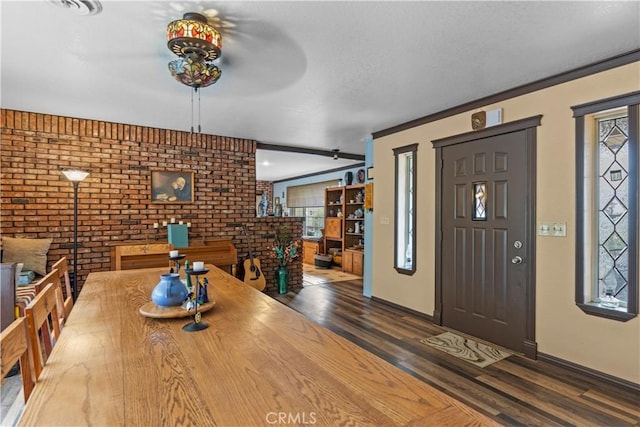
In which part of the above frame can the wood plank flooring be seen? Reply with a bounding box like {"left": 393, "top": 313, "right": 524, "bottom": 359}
{"left": 271, "top": 279, "right": 640, "bottom": 427}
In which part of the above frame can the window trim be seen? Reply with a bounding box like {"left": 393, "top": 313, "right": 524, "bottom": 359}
{"left": 573, "top": 91, "right": 639, "bottom": 321}
{"left": 393, "top": 143, "right": 418, "bottom": 275}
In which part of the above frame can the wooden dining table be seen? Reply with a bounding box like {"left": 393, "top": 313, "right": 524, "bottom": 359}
{"left": 19, "top": 265, "right": 498, "bottom": 426}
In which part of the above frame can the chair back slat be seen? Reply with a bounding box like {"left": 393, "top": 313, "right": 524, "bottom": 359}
{"left": 51, "top": 257, "right": 73, "bottom": 319}
{"left": 33, "top": 269, "right": 66, "bottom": 327}
{"left": 114, "top": 243, "right": 174, "bottom": 270}
{"left": 25, "top": 282, "right": 62, "bottom": 379}
{"left": 1, "top": 317, "right": 36, "bottom": 401}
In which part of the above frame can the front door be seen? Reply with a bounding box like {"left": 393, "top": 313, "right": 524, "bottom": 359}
{"left": 434, "top": 117, "right": 539, "bottom": 356}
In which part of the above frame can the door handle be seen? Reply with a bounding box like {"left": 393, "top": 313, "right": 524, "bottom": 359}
{"left": 511, "top": 256, "right": 524, "bottom": 264}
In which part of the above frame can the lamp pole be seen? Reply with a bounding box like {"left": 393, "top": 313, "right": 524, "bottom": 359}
{"left": 71, "top": 181, "right": 79, "bottom": 301}
{"left": 62, "top": 170, "right": 89, "bottom": 301}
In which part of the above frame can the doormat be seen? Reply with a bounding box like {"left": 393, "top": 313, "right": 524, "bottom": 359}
{"left": 420, "top": 332, "right": 511, "bottom": 368}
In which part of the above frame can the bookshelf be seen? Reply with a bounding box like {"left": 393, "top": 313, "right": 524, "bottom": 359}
{"left": 324, "top": 184, "right": 365, "bottom": 275}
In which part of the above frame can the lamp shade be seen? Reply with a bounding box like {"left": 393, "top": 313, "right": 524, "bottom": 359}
{"left": 168, "top": 55, "right": 221, "bottom": 88}
{"left": 62, "top": 170, "right": 90, "bottom": 182}
{"left": 167, "top": 12, "right": 222, "bottom": 61}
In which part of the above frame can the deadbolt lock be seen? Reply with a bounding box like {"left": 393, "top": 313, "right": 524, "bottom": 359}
{"left": 512, "top": 256, "right": 524, "bottom": 264}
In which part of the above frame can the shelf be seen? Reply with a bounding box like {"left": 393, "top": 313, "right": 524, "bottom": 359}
{"left": 324, "top": 184, "right": 365, "bottom": 277}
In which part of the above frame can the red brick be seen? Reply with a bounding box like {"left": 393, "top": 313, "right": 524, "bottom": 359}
{"left": 1, "top": 108, "right": 302, "bottom": 294}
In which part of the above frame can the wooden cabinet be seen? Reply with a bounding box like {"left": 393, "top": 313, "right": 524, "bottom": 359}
{"left": 302, "top": 240, "right": 324, "bottom": 265}
{"left": 343, "top": 249, "right": 363, "bottom": 275}
{"left": 324, "top": 218, "right": 342, "bottom": 238}
{"left": 324, "top": 184, "right": 365, "bottom": 276}
{"left": 110, "top": 239, "right": 238, "bottom": 274}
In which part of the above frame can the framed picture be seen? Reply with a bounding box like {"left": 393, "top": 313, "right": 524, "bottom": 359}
{"left": 151, "top": 170, "right": 194, "bottom": 203}
{"left": 366, "top": 167, "right": 374, "bottom": 180}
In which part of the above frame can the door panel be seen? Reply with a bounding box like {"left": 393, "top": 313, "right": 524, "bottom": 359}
{"left": 441, "top": 131, "right": 528, "bottom": 352}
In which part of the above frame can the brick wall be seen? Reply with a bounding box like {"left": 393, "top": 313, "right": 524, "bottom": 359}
{"left": 0, "top": 109, "right": 302, "bottom": 293}
{"left": 238, "top": 217, "right": 303, "bottom": 293}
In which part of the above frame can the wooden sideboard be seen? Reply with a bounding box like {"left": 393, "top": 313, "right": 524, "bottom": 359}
{"left": 302, "top": 239, "right": 324, "bottom": 265}
{"left": 110, "top": 239, "right": 238, "bottom": 274}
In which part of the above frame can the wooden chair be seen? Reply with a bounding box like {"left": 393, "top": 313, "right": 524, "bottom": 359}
{"left": 24, "top": 282, "right": 62, "bottom": 379}
{"left": 51, "top": 257, "right": 73, "bottom": 320}
{"left": 0, "top": 317, "right": 36, "bottom": 402}
{"left": 113, "top": 243, "right": 173, "bottom": 270}
{"left": 32, "top": 269, "right": 66, "bottom": 327}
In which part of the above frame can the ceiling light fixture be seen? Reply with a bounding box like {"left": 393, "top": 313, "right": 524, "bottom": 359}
{"left": 167, "top": 12, "right": 223, "bottom": 133}
{"left": 167, "top": 13, "right": 222, "bottom": 61}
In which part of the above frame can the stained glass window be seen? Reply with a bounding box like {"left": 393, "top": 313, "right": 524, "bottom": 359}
{"left": 597, "top": 116, "right": 629, "bottom": 308}
{"left": 573, "top": 91, "right": 639, "bottom": 321}
{"left": 473, "top": 182, "right": 487, "bottom": 220}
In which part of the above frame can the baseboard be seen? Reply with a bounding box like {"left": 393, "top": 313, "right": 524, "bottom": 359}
{"left": 371, "top": 296, "right": 433, "bottom": 322}
{"left": 523, "top": 339, "right": 538, "bottom": 359}
{"left": 538, "top": 352, "right": 640, "bottom": 393}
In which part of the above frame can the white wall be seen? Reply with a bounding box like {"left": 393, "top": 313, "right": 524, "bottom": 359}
{"left": 371, "top": 63, "right": 640, "bottom": 383}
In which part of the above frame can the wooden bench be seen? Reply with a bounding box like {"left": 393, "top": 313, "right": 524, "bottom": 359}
{"left": 110, "top": 239, "right": 238, "bottom": 275}
{"left": 113, "top": 243, "right": 174, "bottom": 271}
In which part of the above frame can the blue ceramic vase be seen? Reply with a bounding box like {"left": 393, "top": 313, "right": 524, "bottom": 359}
{"left": 151, "top": 273, "right": 188, "bottom": 307}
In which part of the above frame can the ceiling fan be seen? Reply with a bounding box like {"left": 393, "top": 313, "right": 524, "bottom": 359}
{"left": 47, "top": 0, "right": 102, "bottom": 16}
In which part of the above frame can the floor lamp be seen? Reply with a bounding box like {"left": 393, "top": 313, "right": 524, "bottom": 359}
{"left": 62, "top": 169, "right": 90, "bottom": 301}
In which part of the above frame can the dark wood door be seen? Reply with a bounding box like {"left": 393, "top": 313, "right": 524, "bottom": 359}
{"left": 441, "top": 130, "right": 529, "bottom": 353}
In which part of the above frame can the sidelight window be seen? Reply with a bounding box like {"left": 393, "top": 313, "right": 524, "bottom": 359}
{"left": 573, "top": 92, "right": 639, "bottom": 321}
{"left": 393, "top": 144, "right": 417, "bottom": 275}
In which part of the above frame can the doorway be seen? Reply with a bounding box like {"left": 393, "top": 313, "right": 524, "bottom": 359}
{"left": 432, "top": 116, "right": 540, "bottom": 357}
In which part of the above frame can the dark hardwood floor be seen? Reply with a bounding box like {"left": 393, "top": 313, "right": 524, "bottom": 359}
{"left": 270, "top": 279, "right": 640, "bottom": 427}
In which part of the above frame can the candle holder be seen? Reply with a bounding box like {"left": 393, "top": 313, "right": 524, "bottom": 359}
{"left": 183, "top": 268, "right": 209, "bottom": 332}
{"left": 168, "top": 254, "right": 186, "bottom": 274}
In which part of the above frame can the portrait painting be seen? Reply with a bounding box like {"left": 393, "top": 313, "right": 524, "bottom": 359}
{"left": 151, "top": 171, "right": 194, "bottom": 203}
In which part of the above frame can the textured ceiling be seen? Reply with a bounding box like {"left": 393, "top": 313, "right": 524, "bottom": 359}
{"left": 1, "top": 1, "right": 639, "bottom": 181}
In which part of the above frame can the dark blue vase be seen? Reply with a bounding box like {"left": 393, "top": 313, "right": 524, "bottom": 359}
{"left": 344, "top": 171, "right": 354, "bottom": 185}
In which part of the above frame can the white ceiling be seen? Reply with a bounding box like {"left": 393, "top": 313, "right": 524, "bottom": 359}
{"left": 2, "top": 1, "right": 639, "bottom": 181}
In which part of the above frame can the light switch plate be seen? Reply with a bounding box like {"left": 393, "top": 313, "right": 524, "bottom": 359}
{"left": 538, "top": 222, "right": 567, "bottom": 237}
{"left": 380, "top": 216, "right": 390, "bottom": 225}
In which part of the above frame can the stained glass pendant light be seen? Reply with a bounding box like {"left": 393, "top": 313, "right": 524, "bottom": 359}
{"left": 167, "top": 12, "right": 222, "bottom": 61}
{"left": 168, "top": 54, "right": 221, "bottom": 88}
{"left": 167, "top": 12, "right": 222, "bottom": 88}
{"left": 166, "top": 12, "right": 223, "bottom": 133}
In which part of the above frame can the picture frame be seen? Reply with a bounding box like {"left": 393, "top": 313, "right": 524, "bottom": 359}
{"left": 366, "top": 167, "right": 374, "bottom": 180}
{"left": 151, "top": 170, "right": 194, "bottom": 203}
